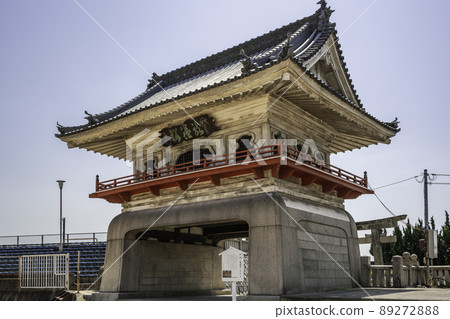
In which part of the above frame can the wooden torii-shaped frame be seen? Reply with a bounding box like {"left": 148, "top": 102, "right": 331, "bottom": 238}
{"left": 356, "top": 214, "right": 407, "bottom": 265}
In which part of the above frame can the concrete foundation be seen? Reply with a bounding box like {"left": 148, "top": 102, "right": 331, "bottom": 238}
{"left": 94, "top": 193, "right": 360, "bottom": 300}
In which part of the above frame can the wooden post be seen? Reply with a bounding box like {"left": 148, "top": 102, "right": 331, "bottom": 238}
{"left": 232, "top": 281, "right": 237, "bottom": 301}
{"left": 77, "top": 251, "right": 81, "bottom": 293}
{"left": 393, "top": 255, "right": 403, "bottom": 288}
{"left": 360, "top": 256, "right": 371, "bottom": 287}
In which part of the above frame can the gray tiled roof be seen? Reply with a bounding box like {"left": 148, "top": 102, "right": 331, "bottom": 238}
{"left": 56, "top": 5, "right": 398, "bottom": 137}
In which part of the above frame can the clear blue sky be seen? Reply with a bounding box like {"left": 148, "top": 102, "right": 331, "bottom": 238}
{"left": 0, "top": 0, "right": 449, "bottom": 254}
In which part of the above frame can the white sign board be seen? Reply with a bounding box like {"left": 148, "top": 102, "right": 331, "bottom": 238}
{"left": 427, "top": 229, "right": 438, "bottom": 259}
{"left": 219, "top": 247, "right": 245, "bottom": 282}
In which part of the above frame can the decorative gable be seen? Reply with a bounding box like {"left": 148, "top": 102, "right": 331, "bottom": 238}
{"left": 304, "top": 36, "right": 359, "bottom": 106}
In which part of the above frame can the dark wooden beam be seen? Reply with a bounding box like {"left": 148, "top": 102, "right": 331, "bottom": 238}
{"left": 322, "top": 182, "right": 338, "bottom": 193}
{"left": 344, "top": 191, "right": 360, "bottom": 199}
{"left": 252, "top": 167, "right": 265, "bottom": 179}
{"left": 337, "top": 188, "right": 352, "bottom": 198}
{"left": 149, "top": 186, "right": 160, "bottom": 196}
{"left": 270, "top": 164, "right": 280, "bottom": 177}
{"left": 301, "top": 175, "right": 318, "bottom": 186}
{"left": 117, "top": 192, "right": 131, "bottom": 202}
{"left": 279, "top": 167, "right": 295, "bottom": 179}
{"left": 104, "top": 195, "right": 123, "bottom": 204}
{"left": 209, "top": 175, "right": 221, "bottom": 186}
{"left": 178, "top": 182, "right": 189, "bottom": 191}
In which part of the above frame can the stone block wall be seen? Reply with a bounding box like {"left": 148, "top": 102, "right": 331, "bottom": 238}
{"left": 138, "top": 241, "right": 224, "bottom": 293}
{"left": 297, "top": 222, "right": 352, "bottom": 291}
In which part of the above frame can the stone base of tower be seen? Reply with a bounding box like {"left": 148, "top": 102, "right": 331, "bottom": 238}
{"left": 93, "top": 193, "right": 360, "bottom": 300}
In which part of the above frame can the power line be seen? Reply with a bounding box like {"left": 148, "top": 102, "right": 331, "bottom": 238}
{"left": 369, "top": 170, "right": 448, "bottom": 238}
{"left": 368, "top": 183, "right": 409, "bottom": 227}
{"left": 370, "top": 187, "right": 428, "bottom": 233}
{"left": 372, "top": 191, "right": 401, "bottom": 219}
{"left": 372, "top": 176, "right": 418, "bottom": 190}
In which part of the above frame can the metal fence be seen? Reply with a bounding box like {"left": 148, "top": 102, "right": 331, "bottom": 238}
{"left": 19, "top": 254, "right": 69, "bottom": 289}
{"left": 0, "top": 232, "right": 107, "bottom": 246}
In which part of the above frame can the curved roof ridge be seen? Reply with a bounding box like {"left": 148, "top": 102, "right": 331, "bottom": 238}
{"left": 154, "top": 13, "right": 318, "bottom": 89}
{"left": 56, "top": 6, "right": 398, "bottom": 137}
{"left": 56, "top": 11, "right": 321, "bottom": 136}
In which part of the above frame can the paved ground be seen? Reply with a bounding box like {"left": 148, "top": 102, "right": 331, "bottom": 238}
{"left": 99, "top": 288, "right": 450, "bottom": 301}
{"left": 283, "top": 288, "right": 450, "bottom": 301}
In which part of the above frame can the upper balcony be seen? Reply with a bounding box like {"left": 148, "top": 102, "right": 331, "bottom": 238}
{"left": 90, "top": 143, "right": 373, "bottom": 203}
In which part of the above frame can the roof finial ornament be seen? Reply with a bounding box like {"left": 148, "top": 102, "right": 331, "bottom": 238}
{"left": 240, "top": 49, "right": 257, "bottom": 75}
{"left": 279, "top": 32, "right": 294, "bottom": 60}
{"left": 56, "top": 121, "right": 65, "bottom": 134}
{"left": 318, "top": 0, "right": 327, "bottom": 10}
{"left": 84, "top": 110, "right": 98, "bottom": 125}
{"left": 383, "top": 117, "right": 400, "bottom": 130}
{"left": 316, "top": 0, "right": 334, "bottom": 31}
{"left": 147, "top": 72, "right": 160, "bottom": 90}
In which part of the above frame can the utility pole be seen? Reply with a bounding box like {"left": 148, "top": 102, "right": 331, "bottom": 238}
{"left": 57, "top": 180, "right": 65, "bottom": 252}
{"left": 423, "top": 169, "right": 430, "bottom": 283}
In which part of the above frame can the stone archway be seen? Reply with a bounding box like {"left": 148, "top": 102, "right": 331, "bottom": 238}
{"left": 95, "top": 193, "right": 360, "bottom": 300}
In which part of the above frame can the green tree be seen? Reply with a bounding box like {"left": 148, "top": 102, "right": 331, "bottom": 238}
{"left": 370, "top": 212, "right": 450, "bottom": 265}
{"left": 437, "top": 211, "right": 450, "bottom": 264}
{"left": 370, "top": 218, "right": 426, "bottom": 264}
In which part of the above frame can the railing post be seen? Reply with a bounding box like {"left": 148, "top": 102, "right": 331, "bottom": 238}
{"left": 411, "top": 254, "right": 419, "bottom": 286}
{"left": 371, "top": 267, "right": 378, "bottom": 287}
{"left": 77, "top": 251, "right": 81, "bottom": 293}
{"left": 277, "top": 140, "right": 283, "bottom": 156}
{"left": 360, "top": 256, "right": 371, "bottom": 287}
{"left": 93, "top": 233, "right": 96, "bottom": 243}
{"left": 363, "top": 171, "right": 368, "bottom": 187}
{"left": 393, "top": 255, "right": 403, "bottom": 288}
{"left": 386, "top": 267, "right": 392, "bottom": 287}
{"left": 16, "top": 236, "right": 19, "bottom": 246}
{"left": 403, "top": 252, "right": 411, "bottom": 286}
{"left": 41, "top": 235, "right": 44, "bottom": 246}
{"left": 95, "top": 174, "right": 100, "bottom": 191}
{"left": 18, "top": 256, "right": 22, "bottom": 290}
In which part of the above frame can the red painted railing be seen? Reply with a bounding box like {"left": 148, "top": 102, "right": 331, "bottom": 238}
{"left": 96, "top": 144, "right": 367, "bottom": 192}
{"left": 285, "top": 146, "right": 367, "bottom": 186}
